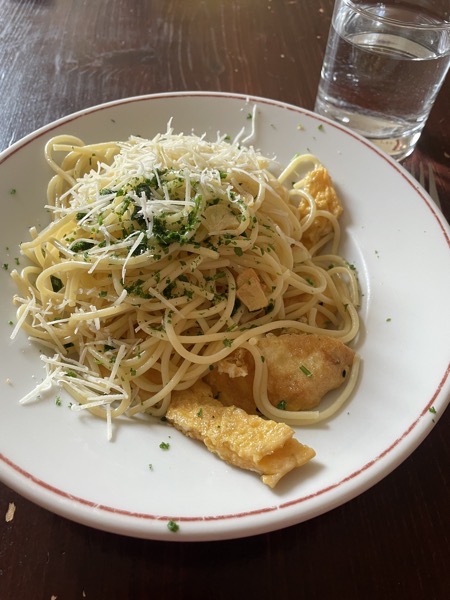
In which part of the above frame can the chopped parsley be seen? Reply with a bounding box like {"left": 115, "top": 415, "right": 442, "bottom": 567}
{"left": 124, "top": 279, "right": 151, "bottom": 298}
{"left": 276, "top": 400, "right": 287, "bottom": 410}
{"left": 159, "top": 441, "right": 170, "bottom": 450}
{"left": 70, "top": 240, "right": 95, "bottom": 253}
{"left": 167, "top": 520, "right": 179, "bottom": 533}
{"left": 299, "top": 364, "right": 312, "bottom": 377}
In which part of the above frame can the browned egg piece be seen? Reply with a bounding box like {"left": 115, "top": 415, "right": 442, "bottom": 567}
{"left": 166, "top": 381, "right": 315, "bottom": 488}
{"left": 206, "top": 333, "right": 355, "bottom": 412}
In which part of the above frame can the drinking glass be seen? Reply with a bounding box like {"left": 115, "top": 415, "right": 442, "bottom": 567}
{"left": 314, "top": 0, "right": 450, "bottom": 160}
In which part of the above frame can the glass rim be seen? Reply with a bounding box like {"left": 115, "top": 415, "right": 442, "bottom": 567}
{"left": 342, "top": 0, "right": 450, "bottom": 31}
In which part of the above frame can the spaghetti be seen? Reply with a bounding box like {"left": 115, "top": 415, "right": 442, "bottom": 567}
{"left": 11, "top": 127, "right": 360, "bottom": 438}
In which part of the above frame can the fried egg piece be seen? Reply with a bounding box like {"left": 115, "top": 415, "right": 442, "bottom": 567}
{"left": 166, "top": 381, "right": 315, "bottom": 488}
{"left": 206, "top": 333, "right": 355, "bottom": 412}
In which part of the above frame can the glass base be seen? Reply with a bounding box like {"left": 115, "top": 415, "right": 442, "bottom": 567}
{"left": 368, "top": 135, "right": 419, "bottom": 161}
{"left": 314, "top": 96, "right": 422, "bottom": 161}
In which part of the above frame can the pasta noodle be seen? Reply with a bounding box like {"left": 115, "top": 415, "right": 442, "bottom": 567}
{"left": 11, "top": 126, "right": 360, "bottom": 440}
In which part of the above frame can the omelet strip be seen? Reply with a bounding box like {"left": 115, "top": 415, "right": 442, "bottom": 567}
{"left": 166, "top": 382, "right": 315, "bottom": 488}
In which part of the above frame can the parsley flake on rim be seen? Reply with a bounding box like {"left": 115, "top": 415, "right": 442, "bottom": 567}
{"left": 167, "top": 520, "right": 180, "bottom": 533}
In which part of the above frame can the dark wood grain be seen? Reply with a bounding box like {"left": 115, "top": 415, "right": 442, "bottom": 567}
{"left": 1, "top": 1, "right": 449, "bottom": 599}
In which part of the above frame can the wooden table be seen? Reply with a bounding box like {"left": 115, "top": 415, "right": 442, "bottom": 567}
{"left": 1, "top": 1, "right": 449, "bottom": 598}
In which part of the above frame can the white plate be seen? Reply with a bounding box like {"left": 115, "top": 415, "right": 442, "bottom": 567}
{"left": 0, "top": 92, "right": 449, "bottom": 541}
